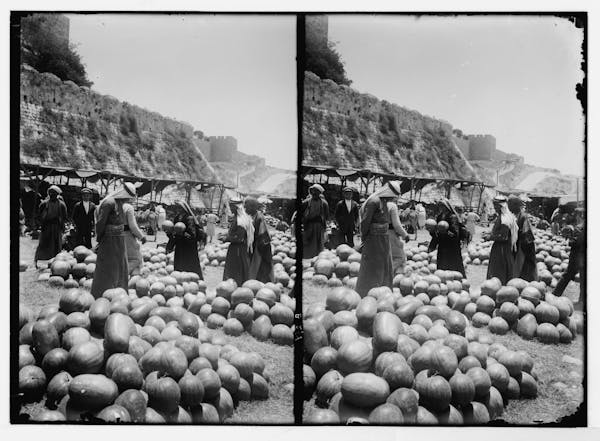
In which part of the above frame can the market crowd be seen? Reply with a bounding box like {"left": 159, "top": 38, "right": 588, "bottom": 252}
{"left": 301, "top": 183, "right": 585, "bottom": 303}
{"left": 30, "top": 184, "right": 278, "bottom": 298}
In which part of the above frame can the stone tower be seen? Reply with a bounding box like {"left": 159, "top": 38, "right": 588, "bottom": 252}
{"left": 306, "top": 15, "right": 329, "bottom": 50}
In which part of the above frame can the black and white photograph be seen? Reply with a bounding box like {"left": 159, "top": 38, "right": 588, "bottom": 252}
{"left": 7, "top": 4, "right": 599, "bottom": 434}
{"left": 301, "top": 14, "right": 586, "bottom": 425}
{"left": 13, "top": 12, "right": 297, "bottom": 423}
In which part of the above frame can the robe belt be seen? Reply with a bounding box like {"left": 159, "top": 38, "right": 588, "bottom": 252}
{"left": 369, "top": 223, "right": 389, "bottom": 235}
{"left": 103, "top": 224, "right": 125, "bottom": 236}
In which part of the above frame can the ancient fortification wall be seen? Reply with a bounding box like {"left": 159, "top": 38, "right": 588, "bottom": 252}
{"left": 304, "top": 71, "right": 453, "bottom": 135}
{"left": 20, "top": 64, "right": 194, "bottom": 138}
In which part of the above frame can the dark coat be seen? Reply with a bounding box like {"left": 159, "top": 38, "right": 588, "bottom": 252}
{"left": 335, "top": 199, "right": 359, "bottom": 232}
{"left": 72, "top": 201, "right": 96, "bottom": 248}
{"left": 34, "top": 198, "right": 68, "bottom": 261}
{"left": 428, "top": 214, "right": 467, "bottom": 277}
{"left": 166, "top": 214, "right": 206, "bottom": 277}
{"left": 223, "top": 219, "right": 251, "bottom": 286}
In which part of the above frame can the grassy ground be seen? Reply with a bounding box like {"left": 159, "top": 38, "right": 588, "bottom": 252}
{"left": 18, "top": 235, "right": 293, "bottom": 424}
{"left": 302, "top": 226, "right": 585, "bottom": 425}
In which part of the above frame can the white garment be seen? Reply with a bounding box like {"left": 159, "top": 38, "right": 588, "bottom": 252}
{"left": 345, "top": 199, "right": 352, "bottom": 213}
{"left": 83, "top": 201, "right": 90, "bottom": 214}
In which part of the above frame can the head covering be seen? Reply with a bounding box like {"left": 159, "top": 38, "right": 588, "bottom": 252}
{"left": 81, "top": 187, "right": 92, "bottom": 195}
{"left": 372, "top": 181, "right": 401, "bottom": 199}
{"left": 309, "top": 183, "right": 325, "bottom": 194}
{"left": 507, "top": 195, "right": 523, "bottom": 214}
{"left": 342, "top": 187, "right": 353, "bottom": 193}
{"left": 47, "top": 185, "right": 62, "bottom": 195}
{"left": 497, "top": 201, "right": 519, "bottom": 252}
{"left": 106, "top": 182, "right": 136, "bottom": 200}
{"left": 229, "top": 197, "right": 243, "bottom": 205}
{"left": 493, "top": 195, "right": 507, "bottom": 204}
{"left": 244, "top": 197, "right": 260, "bottom": 214}
{"left": 439, "top": 197, "right": 459, "bottom": 218}
{"left": 360, "top": 181, "right": 401, "bottom": 218}
{"left": 234, "top": 204, "right": 255, "bottom": 253}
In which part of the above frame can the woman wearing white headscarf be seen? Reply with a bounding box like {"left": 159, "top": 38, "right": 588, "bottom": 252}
{"left": 485, "top": 195, "right": 518, "bottom": 284}
{"left": 355, "top": 181, "right": 401, "bottom": 296}
{"left": 91, "top": 183, "right": 136, "bottom": 298}
{"left": 223, "top": 198, "right": 254, "bottom": 285}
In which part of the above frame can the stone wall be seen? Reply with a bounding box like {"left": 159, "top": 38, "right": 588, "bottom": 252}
{"left": 304, "top": 71, "right": 453, "bottom": 135}
{"left": 21, "top": 64, "right": 194, "bottom": 139}
{"left": 306, "top": 15, "right": 328, "bottom": 49}
{"left": 453, "top": 136, "right": 471, "bottom": 158}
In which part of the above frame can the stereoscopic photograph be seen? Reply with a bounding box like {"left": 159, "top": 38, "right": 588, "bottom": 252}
{"left": 300, "top": 14, "right": 586, "bottom": 425}
{"left": 11, "top": 9, "right": 588, "bottom": 428}
{"left": 13, "top": 13, "right": 297, "bottom": 423}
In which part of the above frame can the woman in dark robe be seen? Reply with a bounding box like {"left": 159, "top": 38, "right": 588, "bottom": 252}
{"left": 485, "top": 196, "right": 518, "bottom": 285}
{"left": 34, "top": 185, "right": 68, "bottom": 267}
{"left": 166, "top": 201, "right": 206, "bottom": 278}
{"left": 223, "top": 198, "right": 254, "bottom": 286}
{"left": 302, "top": 184, "right": 329, "bottom": 259}
{"left": 355, "top": 181, "right": 401, "bottom": 297}
{"left": 508, "top": 196, "right": 538, "bottom": 281}
{"left": 428, "top": 199, "right": 468, "bottom": 277}
{"left": 91, "top": 183, "right": 136, "bottom": 298}
{"left": 245, "top": 197, "right": 274, "bottom": 283}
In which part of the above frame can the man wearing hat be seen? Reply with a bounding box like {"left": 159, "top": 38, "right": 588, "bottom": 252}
{"left": 72, "top": 187, "right": 96, "bottom": 249}
{"left": 302, "top": 183, "right": 330, "bottom": 258}
{"left": 34, "top": 185, "right": 68, "bottom": 267}
{"left": 334, "top": 187, "right": 359, "bottom": 247}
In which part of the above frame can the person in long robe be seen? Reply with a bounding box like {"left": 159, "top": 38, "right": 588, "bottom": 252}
{"left": 508, "top": 196, "right": 538, "bottom": 281}
{"left": 551, "top": 207, "right": 561, "bottom": 236}
{"left": 464, "top": 210, "right": 480, "bottom": 243}
{"left": 245, "top": 197, "right": 274, "bottom": 283}
{"left": 428, "top": 199, "right": 468, "bottom": 277}
{"left": 485, "top": 196, "right": 518, "bottom": 285}
{"left": 205, "top": 211, "right": 219, "bottom": 243}
{"left": 387, "top": 200, "right": 409, "bottom": 275}
{"left": 356, "top": 181, "right": 401, "bottom": 296}
{"left": 302, "top": 184, "right": 329, "bottom": 259}
{"left": 34, "top": 185, "right": 67, "bottom": 267}
{"left": 408, "top": 204, "right": 418, "bottom": 239}
{"left": 123, "top": 202, "right": 146, "bottom": 276}
{"left": 223, "top": 199, "right": 254, "bottom": 285}
{"left": 19, "top": 200, "right": 26, "bottom": 237}
{"left": 554, "top": 209, "right": 584, "bottom": 301}
{"left": 91, "top": 183, "right": 136, "bottom": 298}
{"left": 166, "top": 201, "right": 206, "bottom": 277}
{"left": 416, "top": 203, "right": 426, "bottom": 230}
{"left": 72, "top": 187, "right": 96, "bottom": 249}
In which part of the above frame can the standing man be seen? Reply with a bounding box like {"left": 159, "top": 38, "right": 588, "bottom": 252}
{"left": 205, "top": 211, "right": 219, "bottom": 243}
{"left": 302, "top": 184, "right": 329, "bottom": 259}
{"left": 465, "top": 209, "right": 480, "bottom": 243}
{"left": 334, "top": 187, "right": 359, "bottom": 247}
{"left": 408, "top": 203, "right": 418, "bottom": 240}
{"left": 554, "top": 208, "right": 585, "bottom": 301}
{"left": 72, "top": 187, "right": 96, "bottom": 249}
{"left": 245, "top": 197, "right": 274, "bottom": 283}
{"left": 34, "top": 185, "right": 68, "bottom": 267}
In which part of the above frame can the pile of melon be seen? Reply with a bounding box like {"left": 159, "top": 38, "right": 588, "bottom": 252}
{"left": 533, "top": 230, "right": 578, "bottom": 287}
{"left": 18, "top": 288, "right": 272, "bottom": 423}
{"left": 464, "top": 240, "right": 492, "bottom": 266}
{"left": 462, "top": 277, "right": 583, "bottom": 344}
{"left": 196, "top": 278, "right": 296, "bottom": 346}
{"left": 302, "top": 285, "right": 541, "bottom": 424}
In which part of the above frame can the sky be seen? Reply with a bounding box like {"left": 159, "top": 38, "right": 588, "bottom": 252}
{"left": 328, "top": 15, "right": 585, "bottom": 176}
{"left": 66, "top": 14, "right": 297, "bottom": 170}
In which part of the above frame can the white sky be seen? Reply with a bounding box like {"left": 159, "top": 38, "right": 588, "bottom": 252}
{"left": 66, "top": 14, "right": 297, "bottom": 170}
{"left": 329, "top": 15, "right": 585, "bottom": 176}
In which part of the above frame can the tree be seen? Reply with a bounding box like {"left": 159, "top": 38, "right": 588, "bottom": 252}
{"left": 21, "top": 14, "right": 93, "bottom": 87}
{"left": 305, "top": 40, "right": 352, "bottom": 86}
